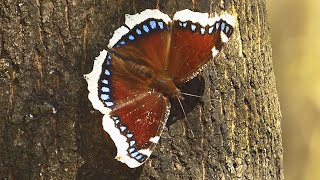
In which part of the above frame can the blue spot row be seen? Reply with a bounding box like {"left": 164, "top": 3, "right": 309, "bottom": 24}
{"left": 128, "top": 145, "right": 147, "bottom": 162}
{"left": 115, "top": 19, "right": 168, "bottom": 48}
{"left": 216, "top": 20, "right": 233, "bottom": 36}
{"left": 111, "top": 115, "right": 147, "bottom": 163}
{"left": 112, "top": 116, "right": 128, "bottom": 134}
{"left": 99, "top": 53, "right": 114, "bottom": 108}
{"left": 177, "top": 20, "right": 233, "bottom": 37}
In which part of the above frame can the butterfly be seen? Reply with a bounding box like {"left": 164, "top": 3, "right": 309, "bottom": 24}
{"left": 84, "top": 9, "right": 235, "bottom": 168}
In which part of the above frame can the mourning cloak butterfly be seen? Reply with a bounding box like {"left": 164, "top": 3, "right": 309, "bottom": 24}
{"left": 84, "top": 9, "right": 235, "bottom": 168}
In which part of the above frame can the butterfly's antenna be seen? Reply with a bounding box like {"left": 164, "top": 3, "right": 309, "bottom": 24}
{"left": 182, "top": 92, "right": 220, "bottom": 103}
{"left": 181, "top": 92, "right": 202, "bottom": 98}
{"left": 176, "top": 96, "right": 195, "bottom": 138}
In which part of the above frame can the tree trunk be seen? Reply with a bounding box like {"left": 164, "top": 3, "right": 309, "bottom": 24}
{"left": 0, "top": 0, "right": 283, "bottom": 179}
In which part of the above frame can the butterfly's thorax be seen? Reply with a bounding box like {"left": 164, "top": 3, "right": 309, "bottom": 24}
{"left": 150, "top": 73, "right": 182, "bottom": 98}
{"left": 125, "top": 60, "right": 182, "bottom": 99}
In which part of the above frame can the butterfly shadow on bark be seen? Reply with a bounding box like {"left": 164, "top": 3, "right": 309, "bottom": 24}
{"left": 167, "top": 75, "right": 205, "bottom": 127}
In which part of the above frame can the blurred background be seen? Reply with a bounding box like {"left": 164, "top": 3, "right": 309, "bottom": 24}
{"left": 267, "top": 0, "right": 320, "bottom": 179}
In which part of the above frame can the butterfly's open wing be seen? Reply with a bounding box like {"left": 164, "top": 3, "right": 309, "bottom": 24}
{"left": 167, "top": 9, "right": 236, "bottom": 83}
{"left": 84, "top": 51, "right": 170, "bottom": 168}
{"left": 107, "top": 91, "right": 170, "bottom": 168}
{"left": 108, "top": 9, "right": 172, "bottom": 73}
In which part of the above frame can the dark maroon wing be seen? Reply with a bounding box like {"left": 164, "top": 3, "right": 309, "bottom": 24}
{"left": 84, "top": 50, "right": 170, "bottom": 168}
{"left": 108, "top": 9, "right": 172, "bottom": 73}
{"left": 166, "top": 10, "right": 236, "bottom": 83}
{"left": 107, "top": 91, "right": 170, "bottom": 168}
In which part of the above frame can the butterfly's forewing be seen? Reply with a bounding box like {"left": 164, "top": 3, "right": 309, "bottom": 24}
{"left": 166, "top": 10, "right": 235, "bottom": 83}
{"left": 84, "top": 50, "right": 170, "bottom": 168}
{"left": 108, "top": 9, "right": 172, "bottom": 72}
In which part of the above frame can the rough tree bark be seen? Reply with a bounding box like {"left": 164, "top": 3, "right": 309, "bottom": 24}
{"left": 0, "top": 0, "right": 283, "bottom": 179}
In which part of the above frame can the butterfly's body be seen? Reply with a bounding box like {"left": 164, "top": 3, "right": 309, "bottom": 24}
{"left": 85, "top": 9, "right": 236, "bottom": 168}
{"left": 116, "top": 58, "right": 182, "bottom": 100}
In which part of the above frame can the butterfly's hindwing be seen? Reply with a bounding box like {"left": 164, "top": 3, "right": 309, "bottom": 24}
{"left": 85, "top": 50, "right": 171, "bottom": 168}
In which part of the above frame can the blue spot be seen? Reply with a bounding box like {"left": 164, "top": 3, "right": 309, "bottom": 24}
{"left": 101, "top": 94, "right": 110, "bottom": 100}
{"left": 128, "top": 147, "right": 136, "bottom": 153}
{"left": 101, "top": 87, "right": 110, "bottom": 93}
{"left": 112, "top": 116, "right": 120, "bottom": 124}
{"left": 101, "top": 79, "right": 109, "bottom": 84}
{"left": 140, "top": 156, "right": 146, "bottom": 162}
{"left": 128, "top": 35, "right": 135, "bottom": 40}
{"left": 129, "top": 140, "right": 135, "bottom": 147}
{"left": 135, "top": 154, "right": 143, "bottom": 160}
{"left": 208, "top": 26, "right": 214, "bottom": 34}
{"left": 105, "top": 101, "right": 114, "bottom": 107}
{"left": 200, "top": 27, "right": 205, "bottom": 34}
{"left": 150, "top": 21, "right": 156, "bottom": 29}
{"left": 136, "top": 28, "right": 142, "bottom": 35}
{"left": 216, "top": 22, "right": 220, "bottom": 30}
{"left": 221, "top": 22, "right": 226, "bottom": 31}
{"left": 105, "top": 69, "right": 110, "bottom": 76}
{"left": 120, "top": 40, "right": 125, "bottom": 45}
{"left": 143, "top": 25, "right": 149, "bottom": 33}
{"left": 106, "top": 55, "right": 112, "bottom": 65}
{"left": 120, "top": 126, "right": 126, "bottom": 132}
{"left": 126, "top": 133, "right": 133, "bottom": 138}
{"left": 111, "top": 116, "right": 119, "bottom": 124}
{"left": 191, "top": 24, "right": 196, "bottom": 31}
{"left": 225, "top": 25, "right": 230, "bottom": 33}
{"left": 131, "top": 151, "right": 139, "bottom": 157}
{"left": 182, "top": 22, "right": 187, "bottom": 27}
{"left": 158, "top": 21, "right": 164, "bottom": 29}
